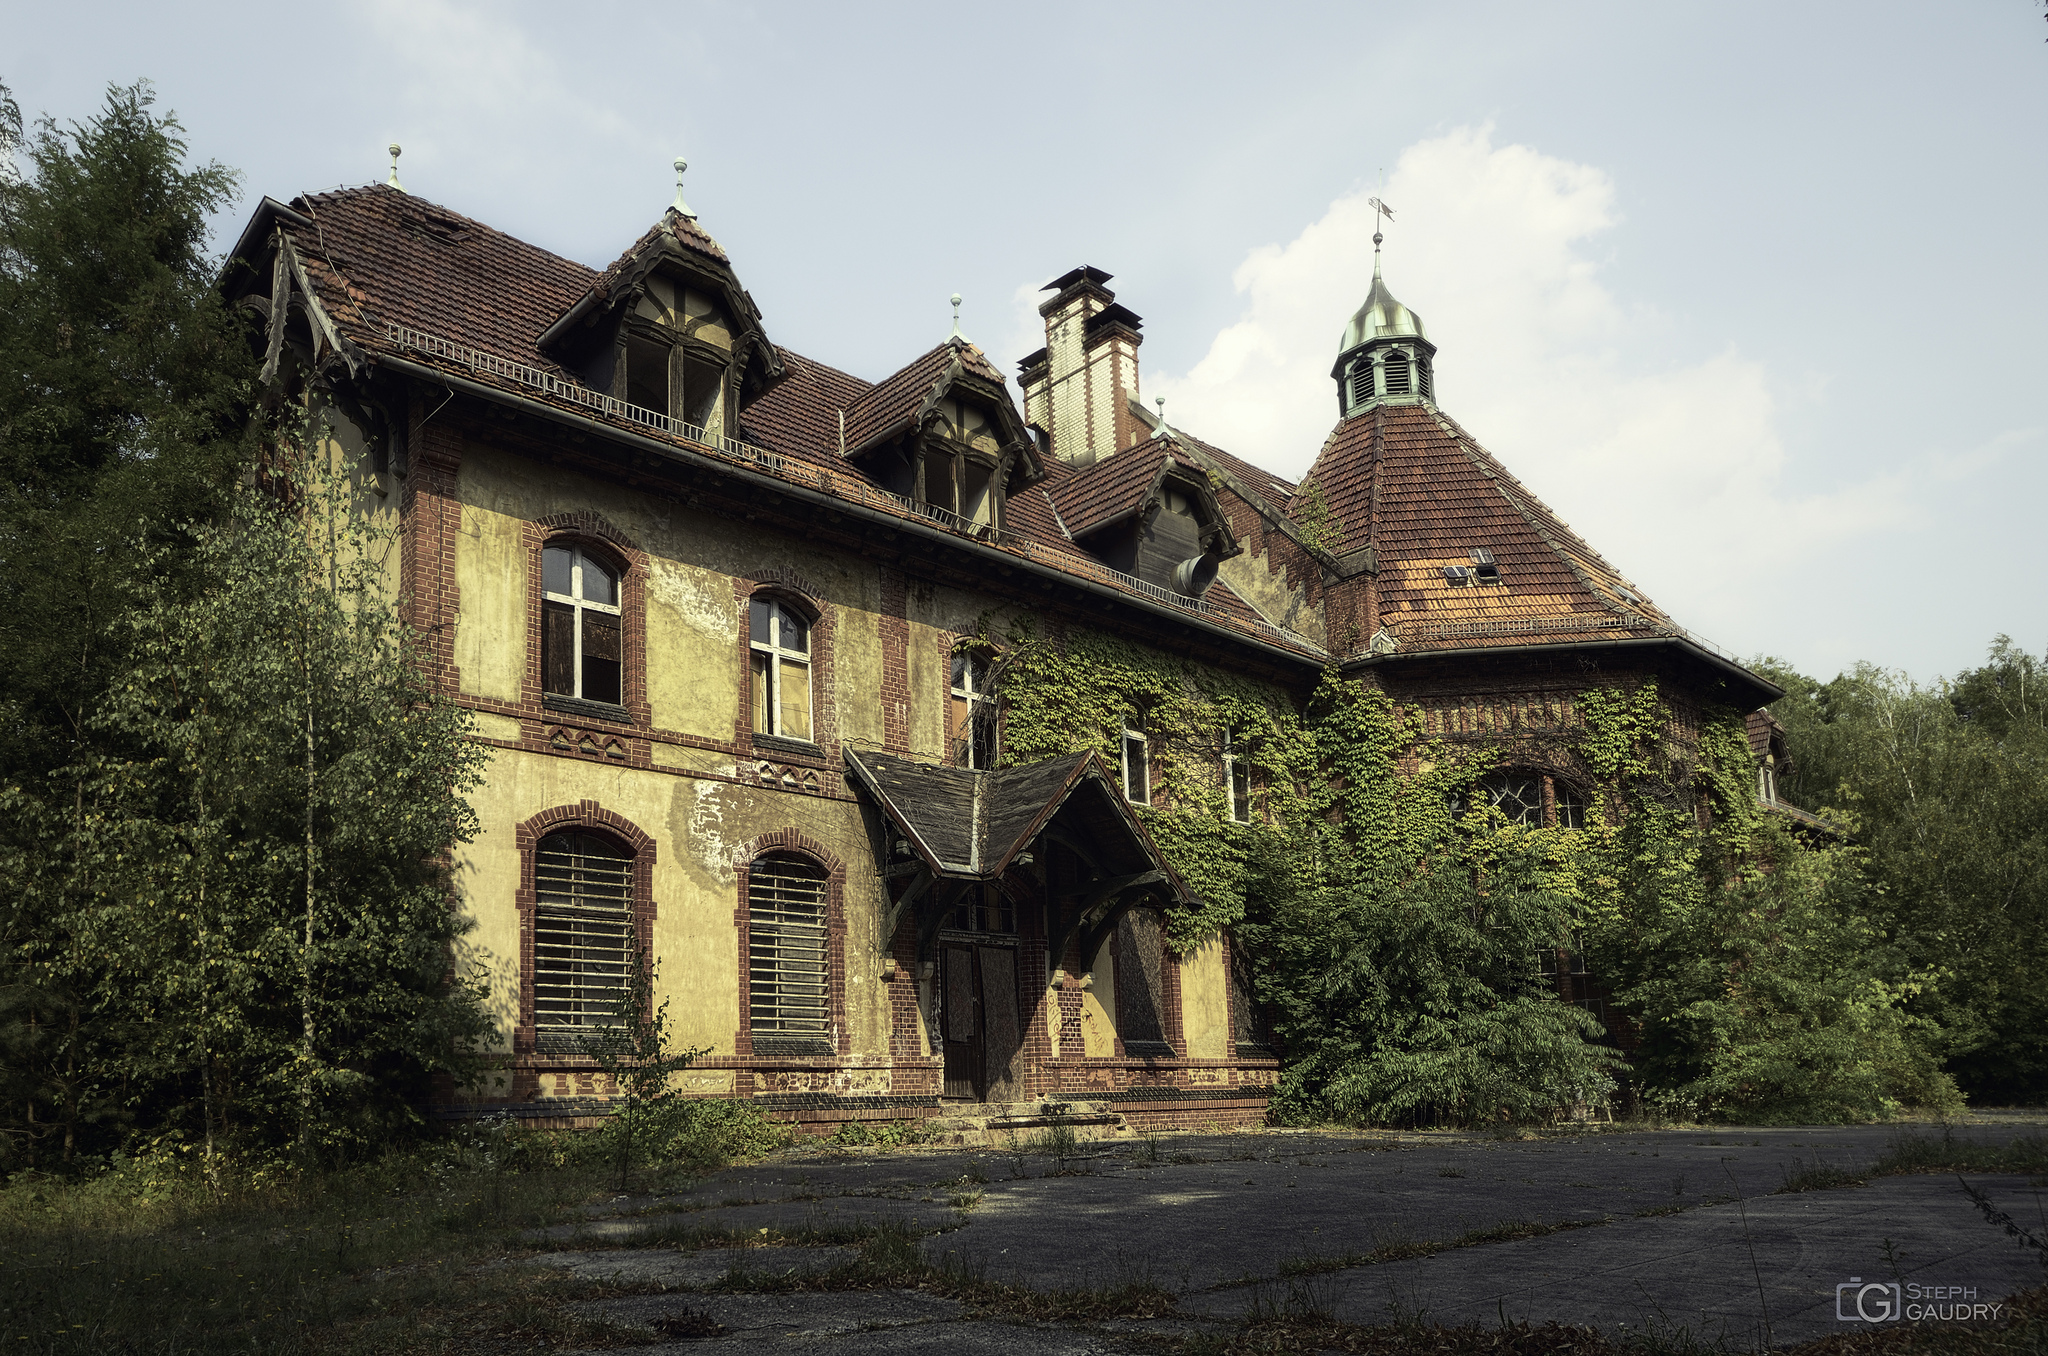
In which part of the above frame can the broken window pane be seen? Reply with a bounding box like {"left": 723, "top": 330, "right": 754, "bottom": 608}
{"left": 625, "top": 334, "right": 671, "bottom": 413}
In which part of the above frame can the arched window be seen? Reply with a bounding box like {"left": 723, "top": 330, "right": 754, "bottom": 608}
{"left": 542, "top": 544, "right": 622, "bottom": 706}
{"left": 747, "top": 852, "right": 829, "bottom": 1039}
{"left": 1554, "top": 782, "right": 1588, "bottom": 829}
{"left": 749, "top": 597, "right": 813, "bottom": 741}
{"left": 1478, "top": 771, "right": 1544, "bottom": 826}
{"left": 533, "top": 831, "right": 634, "bottom": 1030}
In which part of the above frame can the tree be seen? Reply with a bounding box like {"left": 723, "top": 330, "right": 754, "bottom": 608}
{"left": 1756, "top": 642, "right": 2048, "bottom": 1104}
{"left": 0, "top": 78, "right": 256, "bottom": 1168}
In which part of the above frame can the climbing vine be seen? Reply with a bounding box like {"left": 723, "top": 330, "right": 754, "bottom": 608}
{"left": 987, "top": 625, "right": 1958, "bottom": 1124}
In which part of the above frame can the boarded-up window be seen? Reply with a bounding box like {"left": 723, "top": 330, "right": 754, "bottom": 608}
{"left": 1115, "top": 908, "right": 1173, "bottom": 1058}
{"left": 534, "top": 832, "right": 633, "bottom": 1029}
{"left": 748, "top": 853, "right": 829, "bottom": 1039}
{"left": 949, "top": 650, "right": 996, "bottom": 769}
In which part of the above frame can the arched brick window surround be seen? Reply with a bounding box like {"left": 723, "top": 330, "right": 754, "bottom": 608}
{"left": 731, "top": 828, "right": 847, "bottom": 1058}
{"left": 523, "top": 512, "right": 652, "bottom": 729}
{"left": 733, "top": 572, "right": 837, "bottom": 759}
{"left": 513, "top": 800, "right": 657, "bottom": 1056}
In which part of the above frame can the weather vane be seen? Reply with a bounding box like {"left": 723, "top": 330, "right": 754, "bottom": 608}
{"left": 1368, "top": 168, "right": 1394, "bottom": 248}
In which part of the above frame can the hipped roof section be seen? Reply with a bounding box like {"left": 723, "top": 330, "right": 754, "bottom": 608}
{"left": 842, "top": 747, "right": 1195, "bottom": 902}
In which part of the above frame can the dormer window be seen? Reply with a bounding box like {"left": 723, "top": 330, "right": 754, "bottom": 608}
{"left": 919, "top": 396, "right": 1002, "bottom": 529}
{"left": 618, "top": 275, "right": 731, "bottom": 442}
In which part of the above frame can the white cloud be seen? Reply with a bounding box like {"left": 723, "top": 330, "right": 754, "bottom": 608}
{"left": 1145, "top": 125, "right": 1916, "bottom": 648}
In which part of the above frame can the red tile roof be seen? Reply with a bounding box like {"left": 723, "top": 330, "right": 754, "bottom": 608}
{"left": 1048, "top": 439, "right": 1199, "bottom": 540}
{"left": 253, "top": 187, "right": 1715, "bottom": 668}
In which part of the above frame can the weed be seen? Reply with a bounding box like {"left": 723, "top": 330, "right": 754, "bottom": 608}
{"left": 1875, "top": 1126, "right": 2048, "bottom": 1177}
{"left": 1775, "top": 1155, "right": 1864, "bottom": 1193}
{"left": 828, "top": 1118, "right": 937, "bottom": 1149}
{"left": 1437, "top": 1166, "right": 1466, "bottom": 1178}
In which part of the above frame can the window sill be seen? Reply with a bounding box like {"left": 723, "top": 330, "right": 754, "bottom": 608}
{"left": 1122, "top": 1040, "right": 1177, "bottom": 1061}
{"left": 543, "top": 694, "right": 632, "bottom": 725}
{"left": 753, "top": 733, "right": 824, "bottom": 760}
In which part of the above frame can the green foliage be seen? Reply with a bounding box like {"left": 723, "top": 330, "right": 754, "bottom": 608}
{"left": 1260, "top": 842, "right": 1624, "bottom": 1126}
{"left": 1292, "top": 479, "right": 1342, "bottom": 554}
{"left": 997, "top": 622, "right": 1318, "bottom": 949}
{"left": 0, "top": 78, "right": 264, "bottom": 1171}
{"left": 1756, "top": 639, "right": 2048, "bottom": 1104}
{"left": 829, "top": 1117, "right": 937, "bottom": 1148}
{"left": 2, "top": 448, "right": 494, "bottom": 1170}
{"left": 576, "top": 946, "right": 710, "bottom": 1188}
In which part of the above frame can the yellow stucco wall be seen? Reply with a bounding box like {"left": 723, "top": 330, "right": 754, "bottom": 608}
{"left": 455, "top": 504, "right": 527, "bottom": 703}
{"left": 453, "top": 747, "right": 889, "bottom": 1067}
{"left": 1080, "top": 936, "right": 1117, "bottom": 1057}
{"left": 1179, "top": 937, "right": 1229, "bottom": 1060}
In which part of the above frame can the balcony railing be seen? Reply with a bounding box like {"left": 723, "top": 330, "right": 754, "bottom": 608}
{"left": 383, "top": 324, "right": 1328, "bottom": 659}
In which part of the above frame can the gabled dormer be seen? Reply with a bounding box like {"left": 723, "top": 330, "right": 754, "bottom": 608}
{"left": 838, "top": 338, "right": 1043, "bottom": 535}
{"left": 537, "top": 182, "right": 784, "bottom": 444}
{"left": 1049, "top": 441, "right": 1240, "bottom": 596}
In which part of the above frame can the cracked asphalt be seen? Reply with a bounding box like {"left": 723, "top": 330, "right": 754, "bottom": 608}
{"left": 526, "top": 1111, "right": 2048, "bottom": 1353}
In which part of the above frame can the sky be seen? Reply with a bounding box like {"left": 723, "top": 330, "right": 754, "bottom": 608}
{"left": 5, "top": 1, "right": 2043, "bottom": 682}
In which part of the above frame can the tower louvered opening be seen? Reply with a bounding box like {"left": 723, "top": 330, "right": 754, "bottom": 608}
{"left": 748, "top": 853, "right": 830, "bottom": 1037}
{"left": 1382, "top": 353, "right": 1412, "bottom": 396}
{"left": 534, "top": 832, "right": 634, "bottom": 1029}
{"left": 1349, "top": 359, "right": 1376, "bottom": 408}
{"left": 1417, "top": 357, "right": 1434, "bottom": 401}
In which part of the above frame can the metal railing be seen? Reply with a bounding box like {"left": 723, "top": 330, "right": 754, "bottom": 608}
{"left": 384, "top": 324, "right": 1328, "bottom": 659}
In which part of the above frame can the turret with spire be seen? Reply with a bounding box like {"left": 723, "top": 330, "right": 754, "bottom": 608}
{"left": 1331, "top": 219, "right": 1436, "bottom": 418}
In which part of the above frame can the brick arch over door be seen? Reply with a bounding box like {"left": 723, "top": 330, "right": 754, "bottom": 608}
{"left": 731, "top": 828, "right": 849, "bottom": 1058}
{"left": 524, "top": 514, "right": 653, "bottom": 729}
{"left": 512, "top": 801, "right": 657, "bottom": 1055}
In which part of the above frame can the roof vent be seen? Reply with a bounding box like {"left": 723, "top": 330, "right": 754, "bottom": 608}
{"left": 1443, "top": 565, "right": 1471, "bottom": 586}
{"left": 1470, "top": 548, "right": 1501, "bottom": 585}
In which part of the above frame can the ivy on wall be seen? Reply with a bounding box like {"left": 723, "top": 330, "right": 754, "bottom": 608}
{"left": 988, "top": 622, "right": 1960, "bottom": 1124}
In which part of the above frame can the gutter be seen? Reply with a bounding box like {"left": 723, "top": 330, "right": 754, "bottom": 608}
{"left": 373, "top": 353, "right": 1325, "bottom": 671}
{"left": 1343, "top": 635, "right": 1783, "bottom": 706}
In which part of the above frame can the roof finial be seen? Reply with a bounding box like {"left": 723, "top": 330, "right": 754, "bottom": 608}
{"left": 948, "top": 292, "right": 968, "bottom": 344}
{"left": 1368, "top": 173, "right": 1395, "bottom": 277}
{"left": 1153, "top": 394, "right": 1173, "bottom": 440}
{"left": 670, "top": 156, "right": 696, "bottom": 220}
{"left": 386, "top": 143, "right": 404, "bottom": 193}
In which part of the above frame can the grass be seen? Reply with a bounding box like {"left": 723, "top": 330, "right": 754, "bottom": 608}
{"left": 1873, "top": 1126, "right": 2048, "bottom": 1180}
{"left": 708, "top": 1219, "right": 1176, "bottom": 1321}
{"left": 1778, "top": 1154, "right": 1868, "bottom": 1193}
{"left": 0, "top": 1112, "right": 788, "bottom": 1355}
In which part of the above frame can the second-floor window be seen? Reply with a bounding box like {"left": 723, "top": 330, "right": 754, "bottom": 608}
{"left": 950, "top": 650, "right": 996, "bottom": 769}
{"left": 1123, "top": 714, "right": 1149, "bottom": 805}
{"left": 750, "top": 597, "right": 813, "bottom": 742}
{"left": 543, "top": 545, "right": 622, "bottom": 706}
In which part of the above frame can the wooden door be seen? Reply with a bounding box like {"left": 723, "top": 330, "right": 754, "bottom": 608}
{"left": 941, "top": 943, "right": 981, "bottom": 1100}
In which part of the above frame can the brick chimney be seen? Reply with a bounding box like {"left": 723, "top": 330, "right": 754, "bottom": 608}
{"left": 1016, "top": 267, "right": 1144, "bottom": 466}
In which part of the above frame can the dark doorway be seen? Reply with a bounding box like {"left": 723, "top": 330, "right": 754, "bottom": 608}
{"left": 939, "top": 940, "right": 1021, "bottom": 1102}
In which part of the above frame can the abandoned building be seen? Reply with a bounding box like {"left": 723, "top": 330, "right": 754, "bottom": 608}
{"left": 220, "top": 165, "right": 1790, "bottom": 1135}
